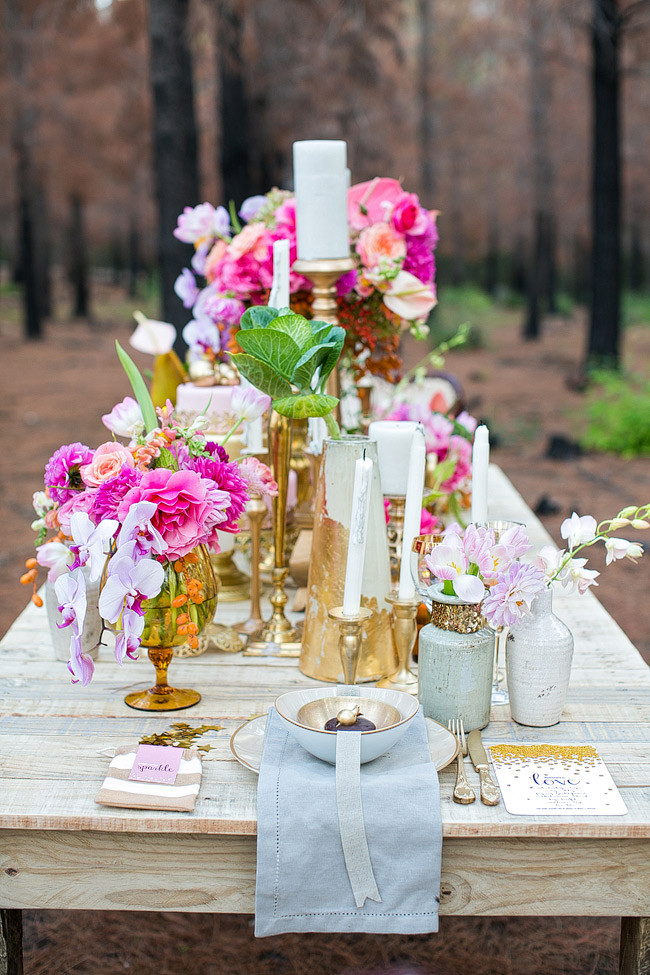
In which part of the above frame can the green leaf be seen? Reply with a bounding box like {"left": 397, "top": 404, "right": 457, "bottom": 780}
{"left": 291, "top": 344, "right": 336, "bottom": 390}
{"left": 236, "top": 328, "right": 302, "bottom": 380}
{"left": 314, "top": 328, "right": 345, "bottom": 386}
{"left": 239, "top": 306, "right": 278, "bottom": 330}
{"left": 272, "top": 393, "right": 338, "bottom": 419}
{"left": 230, "top": 353, "right": 293, "bottom": 398}
{"left": 268, "top": 313, "right": 313, "bottom": 350}
{"left": 115, "top": 340, "right": 158, "bottom": 433}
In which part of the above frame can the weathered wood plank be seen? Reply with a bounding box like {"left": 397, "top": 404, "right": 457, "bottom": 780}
{"left": 2, "top": 831, "right": 650, "bottom": 917}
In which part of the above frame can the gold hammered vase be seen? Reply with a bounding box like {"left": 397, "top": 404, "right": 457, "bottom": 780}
{"left": 300, "top": 436, "right": 396, "bottom": 682}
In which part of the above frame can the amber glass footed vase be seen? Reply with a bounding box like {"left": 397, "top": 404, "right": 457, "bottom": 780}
{"left": 121, "top": 545, "right": 218, "bottom": 712}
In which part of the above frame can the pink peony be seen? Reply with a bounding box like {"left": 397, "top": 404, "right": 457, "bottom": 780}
{"left": 356, "top": 222, "right": 406, "bottom": 270}
{"left": 80, "top": 442, "right": 135, "bottom": 487}
{"left": 391, "top": 192, "right": 429, "bottom": 236}
{"left": 118, "top": 468, "right": 211, "bottom": 561}
{"left": 228, "top": 223, "right": 272, "bottom": 262}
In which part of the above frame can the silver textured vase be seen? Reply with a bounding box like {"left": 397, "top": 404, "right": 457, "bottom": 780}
{"left": 506, "top": 588, "right": 573, "bottom": 727}
{"left": 417, "top": 584, "right": 494, "bottom": 732}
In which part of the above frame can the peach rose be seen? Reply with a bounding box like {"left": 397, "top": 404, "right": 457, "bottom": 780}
{"left": 80, "top": 442, "right": 135, "bottom": 487}
{"left": 356, "top": 222, "right": 406, "bottom": 270}
{"left": 204, "top": 240, "right": 228, "bottom": 283}
{"left": 228, "top": 223, "right": 271, "bottom": 262}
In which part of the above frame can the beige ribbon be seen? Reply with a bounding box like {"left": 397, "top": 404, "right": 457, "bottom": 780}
{"left": 335, "top": 729, "right": 382, "bottom": 909}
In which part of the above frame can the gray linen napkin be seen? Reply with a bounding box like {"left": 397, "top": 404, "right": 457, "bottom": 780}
{"left": 255, "top": 703, "right": 442, "bottom": 935}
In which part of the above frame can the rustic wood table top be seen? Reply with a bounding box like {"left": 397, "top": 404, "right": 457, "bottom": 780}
{"left": 1, "top": 465, "right": 650, "bottom": 941}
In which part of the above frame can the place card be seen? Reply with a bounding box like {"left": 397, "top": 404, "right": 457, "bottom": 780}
{"left": 488, "top": 743, "right": 628, "bottom": 816}
{"left": 128, "top": 743, "right": 183, "bottom": 785}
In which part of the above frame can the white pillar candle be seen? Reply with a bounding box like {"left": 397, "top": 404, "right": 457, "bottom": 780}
{"left": 269, "top": 239, "right": 290, "bottom": 310}
{"left": 368, "top": 419, "right": 420, "bottom": 497}
{"left": 293, "top": 140, "right": 350, "bottom": 260}
{"left": 470, "top": 424, "right": 490, "bottom": 523}
{"left": 342, "top": 456, "right": 373, "bottom": 616}
{"left": 398, "top": 426, "right": 427, "bottom": 601}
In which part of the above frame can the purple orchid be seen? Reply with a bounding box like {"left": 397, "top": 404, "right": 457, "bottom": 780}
{"left": 182, "top": 318, "right": 221, "bottom": 357}
{"left": 174, "top": 268, "right": 200, "bottom": 309}
{"left": 117, "top": 500, "right": 166, "bottom": 558}
{"left": 54, "top": 569, "right": 95, "bottom": 686}
{"left": 68, "top": 512, "right": 119, "bottom": 581}
{"left": 239, "top": 195, "right": 267, "bottom": 222}
{"left": 99, "top": 547, "right": 165, "bottom": 626}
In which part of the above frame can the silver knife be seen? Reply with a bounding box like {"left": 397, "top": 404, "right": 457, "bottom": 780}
{"left": 467, "top": 730, "right": 500, "bottom": 805}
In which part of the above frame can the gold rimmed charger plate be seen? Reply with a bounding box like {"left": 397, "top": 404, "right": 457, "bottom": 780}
{"left": 230, "top": 714, "right": 458, "bottom": 774}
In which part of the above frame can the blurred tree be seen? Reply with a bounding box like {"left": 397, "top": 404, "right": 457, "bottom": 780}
{"left": 217, "top": 0, "right": 253, "bottom": 205}
{"left": 417, "top": 0, "right": 436, "bottom": 205}
{"left": 148, "top": 0, "right": 200, "bottom": 351}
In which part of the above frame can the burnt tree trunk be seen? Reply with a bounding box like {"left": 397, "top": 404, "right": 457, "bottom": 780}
{"left": 523, "top": 0, "right": 554, "bottom": 340}
{"left": 69, "top": 195, "right": 89, "bottom": 319}
{"left": 417, "top": 0, "right": 436, "bottom": 205}
{"left": 587, "top": 0, "right": 621, "bottom": 368}
{"left": 147, "top": 0, "right": 200, "bottom": 354}
{"left": 629, "top": 223, "right": 644, "bottom": 292}
{"left": 219, "top": 0, "right": 253, "bottom": 206}
{"left": 128, "top": 212, "right": 139, "bottom": 298}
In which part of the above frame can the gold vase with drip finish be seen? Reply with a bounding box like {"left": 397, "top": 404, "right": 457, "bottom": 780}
{"left": 300, "top": 436, "right": 396, "bottom": 682}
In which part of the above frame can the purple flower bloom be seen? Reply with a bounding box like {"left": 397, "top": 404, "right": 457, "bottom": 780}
{"left": 194, "top": 284, "right": 244, "bottom": 328}
{"left": 403, "top": 234, "right": 435, "bottom": 286}
{"left": 202, "top": 441, "right": 229, "bottom": 463}
{"left": 498, "top": 524, "right": 532, "bottom": 560}
{"left": 182, "top": 318, "right": 221, "bottom": 357}
{"left": 336, "top": 269, "right": 358, "bottom": 297}
{"left": 187, "top": 455, "right": 248, "bottom": 533}
{"left": 481, "top": 562, "right": 545, "bottom": 629}
{"left": 44, "top": 442, "right": 94, "bottom": 504}
{"left": 174, "top": 268, "right": 200, "bottom": 309}
{"left": 463, "top": 524, "right": 496, "bottom": 575}
{"left": 191, "top": 240, "right": 210, "bottom": 276}
{"left": 117, "top": 500, "right": 167, "bottom": 558}
{"left": 239, "top": 195, "right": 268, "bottom": 222}
{"left": 55, "top": 569, "right": 94, "bottom": 686}
{"left": 231, "top": 384, "right": 271, "bottom": 422}
{"left": 173, "top": 203, "right": 230, "bottom": 244}
{"left": 92, "top": 467, "right": 143, "bottom": 523}
{"left": 68, "top": 511, "right": 119, "bottom": 581}
{"left": 99, "top": 548, "right": 165, "bottom": 625}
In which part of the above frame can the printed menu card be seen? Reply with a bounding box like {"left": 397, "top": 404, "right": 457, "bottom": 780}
{"left": 488, "top": 744, "right": 628, "bottom": 816}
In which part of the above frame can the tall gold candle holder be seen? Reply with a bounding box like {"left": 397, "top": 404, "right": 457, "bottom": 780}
{"left": 328, "top": 606, "right": 373, "bottom": 685}
{"left": 293, "top": 256, "right": 356, "bottom": 410}
{"left": 234, "top": 492, "right": 267, "bottom": 636}
{"left": 357, "top": 381, "right": 373, "bottom": 434}
{"left": 385, "top": 496, "right": 406, "bottom": 587}
{"left": 376, "top": 595, "right": 419, "bottom": 695}
{"left": 249, "top": 411, "right": 300, "bottom": 649}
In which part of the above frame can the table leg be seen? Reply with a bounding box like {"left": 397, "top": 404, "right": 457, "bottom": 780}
{"left": 620, "top": 917, "right": 650, "bottom": 975}
{"left": 0, "top": 909, "right": 23, "bottom": 975}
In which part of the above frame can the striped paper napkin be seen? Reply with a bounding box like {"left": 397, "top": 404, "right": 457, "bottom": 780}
{"left": 95, "top": 745, "right": 202, "bottom": 812}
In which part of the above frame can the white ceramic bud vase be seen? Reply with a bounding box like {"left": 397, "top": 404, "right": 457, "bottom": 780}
{"left": 45, "top": 568, "right": 102, "bottom": 663}
{"left": 506, "top": 588, "right": 573, "bottom": 727}
{"left": 418, "top": 584, "right": 494, "bottom": 732}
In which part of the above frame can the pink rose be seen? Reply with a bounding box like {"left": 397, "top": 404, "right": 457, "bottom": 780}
{"left": 391, "top": 192, "right": 428, "bottom": 236}
{"left": 356, "top": 222, "right": 406, "bottom": 270}
{"left": 347, "top": 178, "right": 404, "bottom": 231}
{"left": 80, "top": 442, "right": 135, "bottom": 487}
{"left": 118, "top": 468, "right": 211, "bottom": 560}
{"left": 57, "top": 491, "right": 97, "bottom": 534}
{"left": 228, "top": 223, "right": 271, "bottom": 262}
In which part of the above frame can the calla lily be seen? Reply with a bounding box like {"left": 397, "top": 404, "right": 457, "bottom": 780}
{"left": 129, "top": 314, "right": 176, "bottom": 356}
{"left": 381, "top": 270, "right": 437, "bottom": 322}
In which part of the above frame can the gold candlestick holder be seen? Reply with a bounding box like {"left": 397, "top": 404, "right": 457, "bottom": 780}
{"left": 234, "top": 492, "right": 267, "bottom": 636}
{"left": 328, "top": 606, "right": 373, "bottom": 685}
{"left": 357, "top": 381, "right": 373, "bottom": 434}
{"left": 293, "top": 256, "right": 356, "bottom": 410}
{"left": 249, "top": 412, "right": 301, "bottom": 649}
{"left": 385, "top": 495, "right": 406, "bottom": 587}
{"left": 376, "top": 594, "right": 419, "bottom": 694}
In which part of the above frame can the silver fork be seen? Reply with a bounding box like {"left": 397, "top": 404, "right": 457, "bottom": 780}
{"left": 448, "top": 718, "right": 476, "bottom": 804}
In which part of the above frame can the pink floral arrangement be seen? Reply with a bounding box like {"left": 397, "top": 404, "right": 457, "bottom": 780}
{"left": 425, "top": 523, "right": 545, "bottom": 628}
{"left": 173, "top": 179, "right": 438, "bottom": 379}
{"left": 25, "top": 363, "right": 276, "bottom": 687}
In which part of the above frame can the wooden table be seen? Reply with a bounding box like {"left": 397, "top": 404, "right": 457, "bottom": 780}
{"left": 1, "top": 466, "right": 649, "bottom": 975}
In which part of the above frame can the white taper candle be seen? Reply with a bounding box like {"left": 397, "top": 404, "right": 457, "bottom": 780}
{"left": 470, "top": 424, "right": 490, "bottom": 523}
{"left": 398, "top": 426, "right": 427, "bottom": 600}
{"left": 269, "top": 239, "right": 290, "bottom": 310}
{"left": 342, "top": 456, "right": 373, "bottom": 616}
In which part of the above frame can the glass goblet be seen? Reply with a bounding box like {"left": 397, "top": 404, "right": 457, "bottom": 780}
{"left": 410, "top": 533, "right": 444, "bottom": 610}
